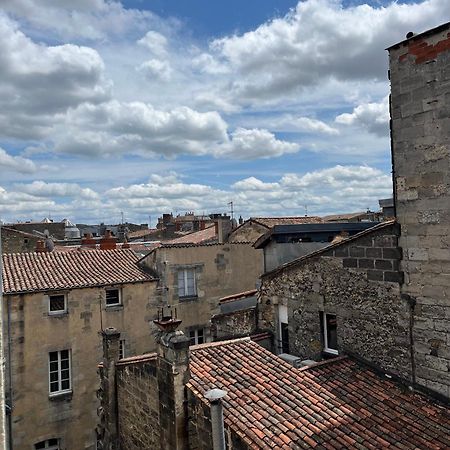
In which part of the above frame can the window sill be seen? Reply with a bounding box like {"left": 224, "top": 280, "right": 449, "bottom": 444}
{"left": 178, "top": 295, "right": 198, "bottom": 302}
{"left": 322, "top": 349, "right": 339, "bottom": 358}
{"left": 49, "top": 390, "right": 72, "bottom": 401}
{"left": 48, "top": 311, "right": 68, "bottom": 318}
{"left": 105, "top": 304, "right": 123, "bottom": 311}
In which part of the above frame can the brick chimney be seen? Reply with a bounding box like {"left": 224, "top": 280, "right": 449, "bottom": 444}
{"left": 153, "top": 312, "right": 190, "bottom": 450}
{"left": 81, "top": 233, "right": 96, "bottom": 249}
{"left": 100, "top": 230, "right": 117, "bottom": 250}
{"left": 35, "top": 240, "right": 46, "bottom": 252}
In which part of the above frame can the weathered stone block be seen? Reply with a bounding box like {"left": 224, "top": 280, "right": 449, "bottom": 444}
{"left": 367, "top": 270, "right": 384, "bottom": 282}
{"left": 365, "top": 247, "right": 382, "bottom": 258}
{"left": 384, "top": 271, "right": 404, "bottom": 284}
{"left": 349, "top": 247, "right": 365, "bottom": 258}
{"left": 343, "top": 258, "right": 358, "bottom": 268}
{"left": 382, "top": 247, "right": 402, "bottom": 260}
{"left": 375, "top": 259, "right": 393, "bottom": 271}
{"left": 359, "top": 259, "right": 375, "bottom": 269}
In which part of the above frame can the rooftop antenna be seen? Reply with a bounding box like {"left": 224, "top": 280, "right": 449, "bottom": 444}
{"left": 121, "top": 211, "right": 124, "bottom": 225}
{"left": 304, "top": 205, "right": 308, "bottom": 217}
{"left": 228, "top": 201, "right": 234, "bottom": 220}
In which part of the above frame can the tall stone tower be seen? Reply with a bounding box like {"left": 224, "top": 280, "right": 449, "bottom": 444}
{"left": 388, "top": 23, "right": 450, "bottom": 398}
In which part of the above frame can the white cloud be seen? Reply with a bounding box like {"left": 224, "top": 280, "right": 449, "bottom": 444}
{"left": 15, "top": 181, "right": 99, "bottom": 199}
{"left": 137, "top": 31, "right": 169, "bottom": 56}
{"left": 1, "top": 0, "right": 157, "bottom": 41}
{"left": 137, "top": 59, "right": 172, "bottom": 82}
{"left": 215, "top": 128, "right": 300, "bottom": 159}
{"left": 336, "top": 96, "right": 389, "bottom": 136}
{"left": 0, "top": 14, "right": 111, "bottom": 140}
{"left": 210, "top": 0, "right": 448, "bottom": 102}
{"left": 0, "top": 165, "right": 392, "bottom": 223}
{"left": 0, "top": 148, "right": 37, "bottom": 173}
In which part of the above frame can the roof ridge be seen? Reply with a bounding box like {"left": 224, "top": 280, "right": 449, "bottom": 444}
{"left": 190, "top": 336, "right": 251, "bottom": 351}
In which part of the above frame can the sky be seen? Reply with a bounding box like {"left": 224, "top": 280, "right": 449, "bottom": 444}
{"left": 0, "top": 0, "right": 448, "bottom": 225}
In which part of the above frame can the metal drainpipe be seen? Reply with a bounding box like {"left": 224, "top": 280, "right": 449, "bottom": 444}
{"left": 205, "top": 389, "right": 227, "bottom": 450}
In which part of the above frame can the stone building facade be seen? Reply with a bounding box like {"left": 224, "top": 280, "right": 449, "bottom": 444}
{"left": 259, "top": 222, "right": 414, "bottom": 380}
{"left": 2, "top": 249, "right": 159, "bottom": 450}
{"left": 388, "top": 22, "right": 450, "bottom": 397}
{"left": 142, "top": 242, "right": 264, "bottom": 344}
{"left": 1, "top": 226, "right": 41, "bottom": 254}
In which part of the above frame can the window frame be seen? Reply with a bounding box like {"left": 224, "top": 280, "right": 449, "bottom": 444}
{"left": 178, "top": 268, "right": 197, "bottom": 299}
{"left": 48, "top": 294, "right": 67, "bottom": 315}
{"left": 48, "top": 349, "right": 72, "bottom": 397}
{"left": 105, "top": 287, "right": 122, "bottom": 307}
{"left": 119, "top": 339, "right": 126, "bottom": 359}
{"left": 189, "top": 328, "right": 205, "bottom": 346}
{"left": 322, "top": 312, "right": 338, "bottom": 355}
{"left": 34, "top": 439, "right": 60, "bottom": 450}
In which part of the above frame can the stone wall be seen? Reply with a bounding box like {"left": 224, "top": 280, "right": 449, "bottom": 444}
{"left": 260, "top": 224, "right": 413, "bottom": 380}
{"left": 389, "top": 24, "right": 450, "bottom": 398}
{"left": 211, "top": 307, "right": 257, "bottom": 341}
{"left": 1, "top": 227, "right": 40, "bottom": 254}
{"left": 116, "top": 358, "right": 159, "bottom": 449}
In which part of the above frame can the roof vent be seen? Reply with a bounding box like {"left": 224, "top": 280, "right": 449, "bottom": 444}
{"left": 406, "top": 31, "right": 415, "bottom": 39}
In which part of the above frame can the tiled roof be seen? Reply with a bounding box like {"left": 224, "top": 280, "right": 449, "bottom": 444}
{"left": 189, "top": 338, "right": 450, "bottom": 450}
{"left": 219, "top": 289, "right": 258, "bottom": 304}
{"left": 165, "top": 225, "right": 217, "bottom": 244}
{"left": 127, "top": 228, "right": 158, "bottom": 239}
{"left": 253, "top": 217, "right": 323, "bottom": 227}
{"left": 323, "top": 212, "right": 368, "bottom": 221}
{"left": 2, "top": 248, "right": 155, "bottom": 294}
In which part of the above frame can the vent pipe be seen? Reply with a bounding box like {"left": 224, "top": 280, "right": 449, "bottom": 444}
{"left": 205, "top": 389, "right": 227, "bottom": 450}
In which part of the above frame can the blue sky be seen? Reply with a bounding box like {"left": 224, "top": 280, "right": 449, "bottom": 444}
{"left": 0, "top": 0, "right": 447, "bottom": 224}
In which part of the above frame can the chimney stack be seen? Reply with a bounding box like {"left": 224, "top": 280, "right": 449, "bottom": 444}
{"left": 153, "top": 311, "right": 190, "bottom": 450}
{"left": 205, "top": 389, "right": 227, "bottom": 450}
{"left": 100, "top": 230, "right": 117, "bottom": 250}
{"left": 35, "top": 240, "right": 46, "bottom": 253}
{"left": 81, "top": 233, "right": 96, "bottom": 249}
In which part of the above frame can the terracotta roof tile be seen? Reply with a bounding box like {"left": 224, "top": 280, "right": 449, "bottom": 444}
{"left": 165, "top": 225, "right": 216, "bottom": 244}
{"left": 2, "top": 248, "right": 155, "bottom": 294}
{"left": 188, "top": 339, "right": 450, "bottom": 450}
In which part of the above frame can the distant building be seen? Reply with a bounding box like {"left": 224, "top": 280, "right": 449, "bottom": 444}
{"left": 1, "top": 226, "right": 41, "bottom": 254}
{"left": 228, "top": 216, "right": 323, "bottom": 244}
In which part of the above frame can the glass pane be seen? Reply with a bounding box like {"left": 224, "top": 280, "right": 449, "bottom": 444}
{"left": 61, "top": 359, "right": 69, "bottom": 370}
{"left": 50, "top": 372, "right": 58, "bottom": 382}
{"left": 49, "top": 352, "right": 58, "bottom": 362}
{"left": 326, "top": 315, "right": 338, "bottom": 351}
{"left": 60, "top": 350, "right": 69, "bottom": 359}
{"left": 61, "top": 379, "right": 70, "bottom": 390}
{"left": 106, "top": 289, "right": 120, "bottom": 305}
{"left": 35, "top": 442, "right": 45, "bottom": 449}
{"left": 49, "top": 362, "right": 58, "bottom": 372}
{"left": 61, "top": 369, "right": 70, "bottom": 380}
{"left": 50, "top": 381, "right": 59, "bottom": 392}
{"left": 178, "top": 271, "right": 186, "bottom": 296}
{"left": 49, "top": 295, "right": 65, "bottom": 312}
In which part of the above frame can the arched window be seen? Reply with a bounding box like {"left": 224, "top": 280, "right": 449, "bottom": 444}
{"left": 34, "top": 439, "right": 60, "bottom": 450}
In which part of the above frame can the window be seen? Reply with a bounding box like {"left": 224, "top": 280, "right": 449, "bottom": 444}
{"left": 189, "top": 328, "right": 204, "bottom": 346}
{"left": 48, "top": 294, "right": 67, "bottom": 315}
{"left": 321, "top": 313, "right": 338, "bottom": 355}
{"left": 105, "top": 288, "right": 121, "bottom": 306}
{"left": 178, "top": 268, "right": 196, "bottom": 298}
{"left": 49, "top": 350, "right": 71, "bottom": 395}
{"left": 119, "top": 339, "right": 126, "bottom": 359}
{"left": 278, "top": 305, "right": 289, "bottom": 354}
{"left": 35, "top": 439, "right": 60, "bottom": 450}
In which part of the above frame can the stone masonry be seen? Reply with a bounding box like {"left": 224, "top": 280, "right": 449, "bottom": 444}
{"left": 388, "top": 23, "right": 450, "bottom": 398}
{"left": 260, "top": 223, "right": 414, "bottom": 381}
